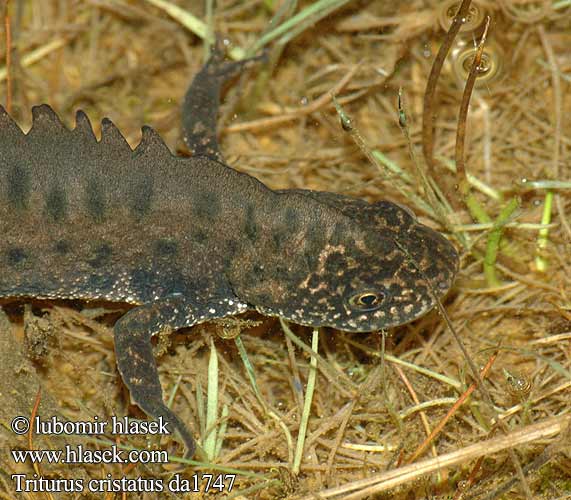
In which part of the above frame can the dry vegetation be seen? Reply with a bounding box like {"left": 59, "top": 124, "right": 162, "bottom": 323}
{"left": 1, "top": 0, "right": 571, "bottom": 499}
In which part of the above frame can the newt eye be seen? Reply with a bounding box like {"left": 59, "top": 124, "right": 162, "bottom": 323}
{"left": 348, "top": 291, "right": 385, "bottom": 311}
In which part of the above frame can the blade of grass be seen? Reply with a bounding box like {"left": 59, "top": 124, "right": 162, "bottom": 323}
{"left": 343, "top": 337, "right": 462, "bottom": 390}
{"left": 214, "top": 404, "right": 229, "bottom": 459}
{"left": 250, "top": 0, "right": 351, "bottom": 54}
{"left": 484, "top": 197, "right": 520, "bottom": 287}
{"left": 453, "top": 16, "right": 521, "bottom": 287}
{"left": 203, "top": 0, "right": 214, "bottom": 61}
{"left": 140, "top": 0, "right": 245, "bottom": 60}
{"left": 423, "top": 0, "right": 474, "bottom": 174}
{"left": 292, "top": 328, "right": 319, "bottom": 475}
{"left": 279, "top": 318, "right": 355, "bottom": 398}
{"left": 234, "top": 334, "right": 294, "bottom": 465}
{"left": 0, "top": 38, "right": 68, "bottom": 82}
{"left": 195, "top": 378, "right": 205, "bottom": 443}
{"left": 455, "top": 16, "right": 490, "bottom": 200}
{"left": 535, "top": 25, "right": 565, "bottom": 270}
{"left": 234, "top": 334, "right": 265, "bottom": 406}
{"left": 398, "top": 89, "right": 461, "bottom": 241}
{"left": 438, "top": 156, "right": 501, "bottom": 201}
{"left": 333, "top": 97, "right": 436, "bottom": 217}
{"left": 165, "top": 374, "right": 185, "bottom": 456}
{"left": 204, "top": 337, "right": 219, "bottom": 460}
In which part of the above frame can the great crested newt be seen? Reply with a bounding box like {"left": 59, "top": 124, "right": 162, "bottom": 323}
{"left": 0, "top": 47, "right": 459, "bottom": 458}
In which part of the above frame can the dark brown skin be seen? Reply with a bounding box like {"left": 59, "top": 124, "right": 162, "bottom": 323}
{"left": 0, "top": 50, "right": 458, "bottom": 459}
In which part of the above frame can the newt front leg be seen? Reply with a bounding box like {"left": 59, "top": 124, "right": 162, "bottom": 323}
{"left": 114, "top": 293, "right": 249, "bottom": 458}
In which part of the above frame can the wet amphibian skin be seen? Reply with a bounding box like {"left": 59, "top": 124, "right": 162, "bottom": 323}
{"left": 0, "top": 49, "right": 459, "bottom": 458}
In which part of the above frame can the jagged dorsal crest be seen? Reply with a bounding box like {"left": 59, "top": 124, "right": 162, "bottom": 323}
{"left": 134, "top": 125, "right": 172, "bottom": 160}
{"left": 29, "top": 104, "right": 68, "bottom": 135}
{"left": 100, "top": 117, "right": 133, "bottom": 153}
{"left": 73, "top": 110, "right": 98, "bottom": 144}
{"left": 0, "top": 105, "right": 26, "bottom": 140}
{"left": 0, "top": 104, "right": 178, "bottom": 174}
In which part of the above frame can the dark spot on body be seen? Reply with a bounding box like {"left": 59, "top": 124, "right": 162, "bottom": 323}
{"left": 193, "top": 190, "right": 221, "bottom": 220}
{"left": 45, "top": 185, "right": 67, "bottom": 222}
{"left": 272, "top": 227, "right": 290, "bottom": 249}
{"left": 88, "top": 243, "right": 112, "bottom": 268}
{"left": 130, "top": 268, "right": 155, "bottom": 291}
{"left": 226, "top": 240, "right": 238, "bottom": 257}
{"left": 54, "top": 240, "right": 71, "bottom": 255}
{"left": 284, "top": 207, "right": 300, "bottom": 228}
{"left": 274, "top": 265, "right": 290, "bottom": 280}
{"left": 163, "top": 270, "right": 189, "bottom": 295}
{"left": 86, "top": 178, "right": 106, "bottom": 222}
{"left": 7, "top": 163, "right": 31, "bottom": 210}
{"left": 220, "top": 239, "right": 240, "bottom": 272}
{"left": 154, "top": 239, "right": 178, "bottom": 258}
{"left": 244, "top": 204, "right": 258, "bottom": 242}
{"left": 330, "top": 222, "right": 347, "bottom": 246}
{"left": 305, "top": 222, "right": 326, "bottom": 255}
{"left": 249, "top": 264, "right": 266, "bottom": 285}
{"left": 86, "top": 273, "right": 115, "bottom": 292}
{"left": 6, "top": 247, "right": 27, "bottom": 265}
{"left": 129, "top": 176, "right": 153, "bottom": 218}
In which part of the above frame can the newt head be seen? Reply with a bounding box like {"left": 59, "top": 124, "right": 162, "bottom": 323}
{"left": 229, "top": 191, "right": 459, "bottom": 333}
